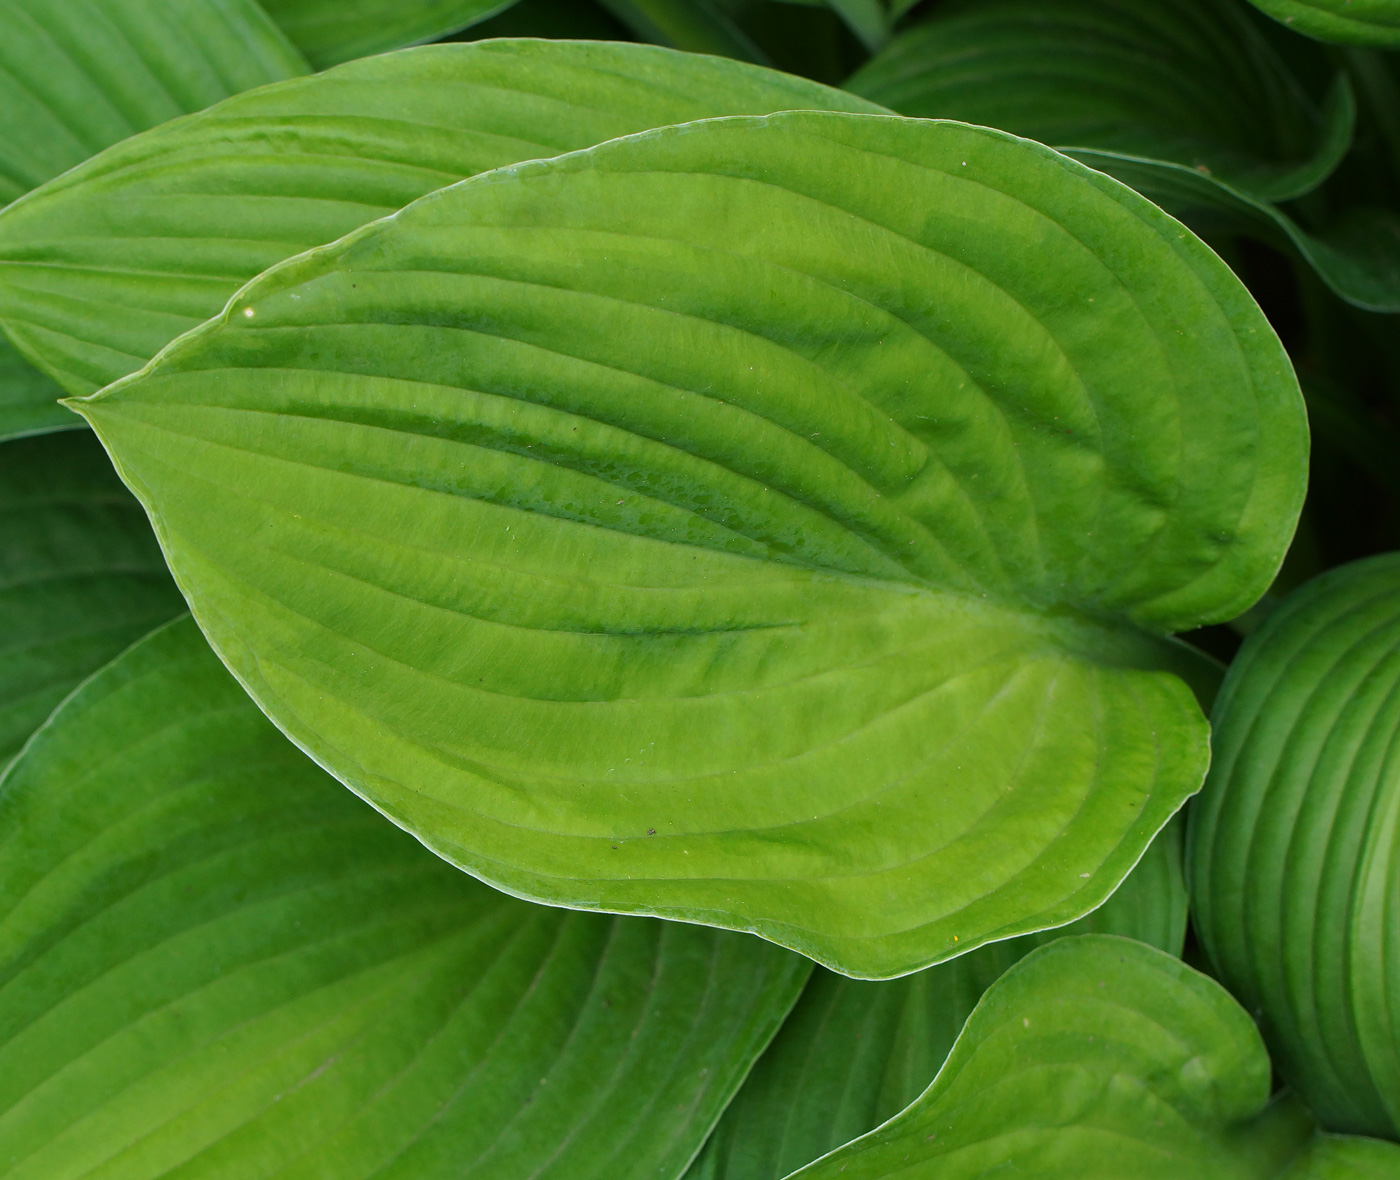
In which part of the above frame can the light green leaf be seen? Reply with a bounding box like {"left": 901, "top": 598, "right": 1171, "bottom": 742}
{"left": 688, "top": 818, "right": 1188, "bottom": 1180}
{"left": 0, "top": 615, "right": 810, "bottom": 1180}
{"left": 0, "top": 39, "right": 879, "bottom": 397}
{"left": 1188, "top": 554, "right": 1400, "bottom": 1141}
{"left": 789, "top": 936, "right": 1400, "bottom": 1180}
{"left": 0, "top": 336, "right": 68, "bottom": 443}
{"left": 74, "top": 111, "right": 1302, "bottom": 978}
{"left": 593, "top": 0, "right": 768, "bottom": 61}
{"left": 846, "top": 0, "right": 1354, "bottom": 203}
{"left": 0, "top": 0, "right": 308, "bottom": 205}
{"left": 1245, "top": 0, "right": 1400, "bottom": 47}
{"left": 258, "top": 0, "right": 521, "bottom": 70}
{"left": 0, "top": 431, "right": 184, "bottom": 771}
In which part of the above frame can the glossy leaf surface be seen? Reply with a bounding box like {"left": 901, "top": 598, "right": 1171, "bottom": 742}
{"left": 0, "top": 616, "right": 810, "bottom": 1180}
{"left": 77, "top": 112, "right": 1303, "bottom": 977}
{"left": 846, "top": 0, "right": 1354, "bottom": 202}
{"left": 792, "top": 936, "right": 1400, "bottom": 1180}
{"left": 0, "top": 0, "right": 307, "bottom": 205}
{"left": 259, "top": 0, "right": 520, "bottom": 69}
{"left": 1245, "top": 0, "right": 1400, "bottom": 47}
{"left": 597, "top": 0, "right": 766, "bottom": 60}
{"left": 1189, "top": 554, "right": 1400, "bottom": 1140}
{"left": 0, "top": 40, "right": 878, "bottom": 396}
{"left": 0, "top": 431, "right": 183, "bottom": 770}
{"left": 687, "top": 818, "right": 1188, "bottom": 1180}
{"left": 0, "top": 337, "right": 67, "bottom": 443}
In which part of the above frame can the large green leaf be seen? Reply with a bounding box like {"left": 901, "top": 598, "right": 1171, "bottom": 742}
{"left": 0, "top": 336, "right": 67, "bottom": 443}
{"left": 1188, "top": 554, "right": 1400, "bottom": 1141}
{"left": 0, "top": 431, "right": 183, "bottom": 771}
{"left": 0, "top": 39, "right": 879, "bottom": 397}
{"left": 0, "top": 0, "right": 307, "bottom": 206}
{"left": 0, "top": 615, "right": 809, "bottom": 1180}
{"left": 258, "top": 0, "right": 521, "bottom": 69}
{"left": 74, "top": 111, "right": 1302, "bottom": 978}
{"left": 789, "top": 936, "right": 1400, "bottom": 1179}
{"left": 1245, "top": 0, "right": 1400, "bottom": 48}
{"left": 845, "top": 0, "right": 1354, "bottom": 203}
{"left": 687, "top": 818, "right": 1188, "bottom": 1180}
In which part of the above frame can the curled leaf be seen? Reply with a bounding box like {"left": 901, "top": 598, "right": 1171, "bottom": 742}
{"left": 1189, "top": 554, "right": 1400, "bottom": 1140}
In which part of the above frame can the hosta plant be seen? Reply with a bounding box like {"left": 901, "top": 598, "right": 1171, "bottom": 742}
{"left": 1, "top": 1, "right": 1400, "bottom": 1177}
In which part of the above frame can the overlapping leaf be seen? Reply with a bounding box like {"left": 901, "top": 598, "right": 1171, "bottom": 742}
{"left": 789, "top": 936, "right": 1400, "bottom": 1179}
{"left": 0, "top": 0, "right": 307, "bottom": 206}
{"left": 0, "top": 0, "right": 308, "bottom": 433}
{"left": 258, "top": 0, "right": 522, "bottom": 69}
{"left": 842, "top": 0, "right": 1400, "bottom": 313}
{"left": 0, "top": 39, "right": 878, "bottom": 397}
{"left": 1245, "top": 0, "right": 1400, "bottom": 48}
{"left": 0, "top": 431, "right": 183, "bottom": 770}
{"left": 75, "top": 111, "right": 1302, "bottom": 977}
{"left": 687, "top": 818, "right": 1188, "bottom": 1180}
{"left": 1189, "top": 554, "right": 1400, "bottom": 1141}
{"left": 846, "top": 0, "right": 1353, "bottom": 202}
{"left": 0, "top": 616, "right": 809, "bottom": 1180}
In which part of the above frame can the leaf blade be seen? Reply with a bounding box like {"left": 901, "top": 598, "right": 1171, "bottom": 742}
{"left": 0, "top": 0, "right": 307, "bottom": 203}
{"left": 74, "top": 111, "right": 1302, "bottom": 977}
{"left": 0, "top": 39, "right": 881, "bottom": 397}
{"left": 0, "top": 430, "right": 184, "bottom": 770}
{"left": 0, "top": 616, "right": 810, "bottom": 1180}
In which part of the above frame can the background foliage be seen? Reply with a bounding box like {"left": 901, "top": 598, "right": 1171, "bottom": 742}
{"left": 1, "top": 1, "right": 1399, "bottom": 1178}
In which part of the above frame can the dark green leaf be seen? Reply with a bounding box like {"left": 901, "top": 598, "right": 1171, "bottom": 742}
{"left": 1244, "top": 0, "right": 1400, "bottom": 48}
{"left": 74, "top": 111, "right": 1301, "bottom": 978}
{"left": 259, "top": 0, "right": 522, "bottom": 70}
{"left": 846, "top": 0, "right": 1354, "bottom": 202}
{"left": 594, "top": 0, "right": 768, "bottom": 60}
{"left": 788, "top": 936, "right": 1400, "bottom": 1180}
{"left": 1188, "top": 554, "right": 1400, "bottom": 1140}
{"left": 1060, "top": 151, "right": 1400, "bottom": 314}
{"left": 688, "top": 818, "right": 1188, "bottom": 1180}
{"left": 0, "top": 0, "right": 307, "bottom": 205}
{"left": 0, "top": 431, "right": 183, "bottom": 771}
{"left": 0, "top": 336, "right": 68, "bottom": 443}
{"left": 0, "top": 39, "right": 879, "bottom": 396}
{"left": 0, "top": 616, "right": 810, "bottom": 1180}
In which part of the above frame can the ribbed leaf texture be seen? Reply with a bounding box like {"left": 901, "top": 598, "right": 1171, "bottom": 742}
{"left": 1189, "top": 554, "right": 1400, "bottom": 1141}
{"left": 75, "top": 111, "right": 1305, "bottom": 978}
{"left": 842, "top": 0, "right": 1400, "bottom": 314}
{"left": 0, "top": 431, "right": 183, "bottom": 770}
{"left": 846, "top": 0, "right": 1354, "bottom": 202}
{"left": 0, "top": 617, "right": 810, "bottom": 1180}
{"left": 687, "top": 817, "right": 1188, "bottom": 1179}
{"left": 789, "top": 936, "right": 1400, "bottom": 1180}
{"left": 0, "top": 40, "right": 878, "bottom": 397}
{"left": 0, "top": 0, "right": 307, "bottom": 205}
{"left": 0, "top": 0, "right": 309, "bottom": 437}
